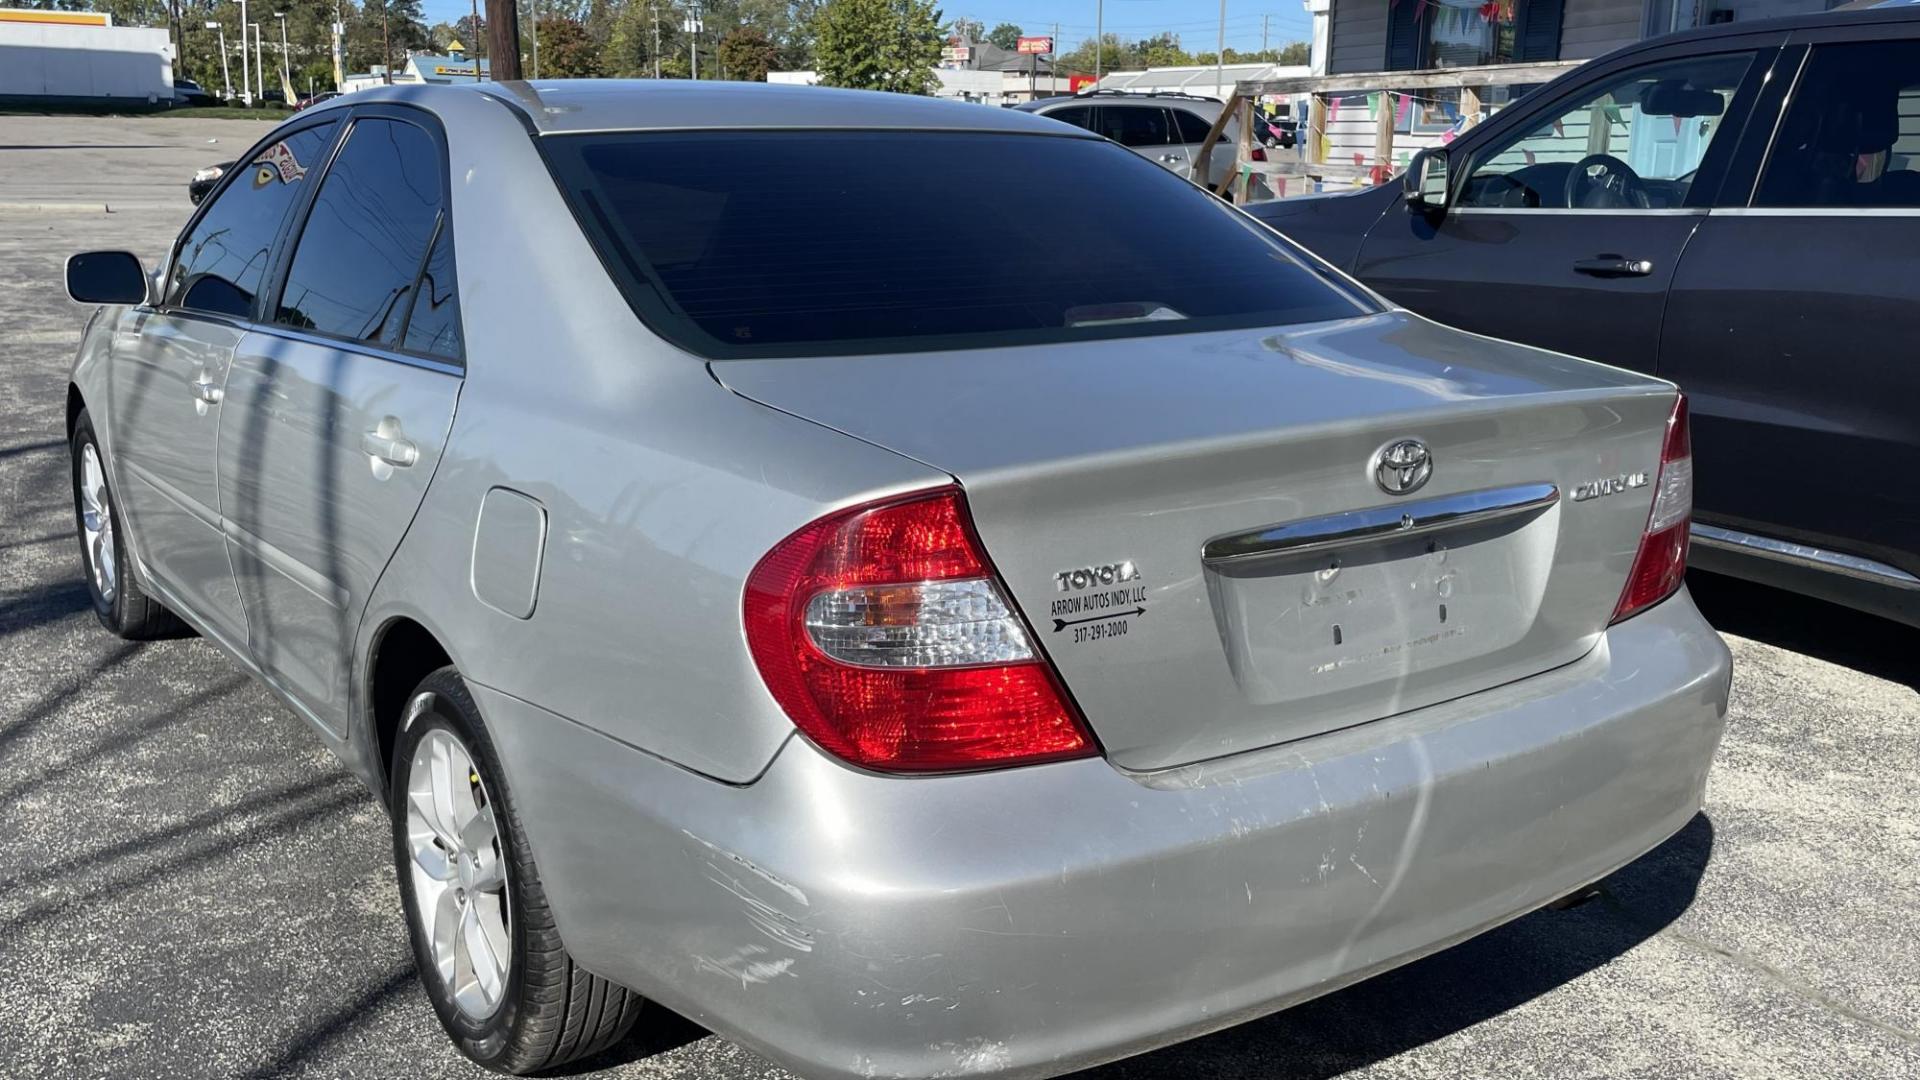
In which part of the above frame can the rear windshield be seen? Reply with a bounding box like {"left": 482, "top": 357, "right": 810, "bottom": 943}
{"left": 540, "top": 130, "right": 1374, "bottom": 359}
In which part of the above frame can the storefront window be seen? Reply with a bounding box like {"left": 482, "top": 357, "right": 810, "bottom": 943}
{"left": 1427, "top": 0, "right": 1517, "bottom": 68}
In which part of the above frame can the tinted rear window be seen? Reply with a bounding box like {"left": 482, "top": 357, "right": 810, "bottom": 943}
{"left": 541, "top": 131, "right": 1371, "bottom": 359}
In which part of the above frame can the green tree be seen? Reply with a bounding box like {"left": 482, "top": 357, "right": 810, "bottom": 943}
{"left": 454, "top": 13, "right": 487, "bottom": 55}
{"left": 534, "top": 13, "right": 604, "bottom": 77}
{"left": 603, "top": 0, "right": 672, "bottom": 75}
{"left": 1055, "top": 32, "right": 1124, "bottom": 76}
{"left": 986, "top": 21, "right": 1020, "bottom": 51}
{"left": 717, "top": 25, "right": 777, "bottom": 81}
{"left": 813, "top": 0, "right": 942, "bottom": 94}
{"left": 1132, "top": 31, "right": 1190, "bottom": 68}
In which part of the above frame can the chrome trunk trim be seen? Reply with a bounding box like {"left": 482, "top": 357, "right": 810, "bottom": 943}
{"left": 1690, "top": 524, "right": 1920, "bottom": 589}
{"left": 1203, "top": 482, "right": 1560, "bottom": 566}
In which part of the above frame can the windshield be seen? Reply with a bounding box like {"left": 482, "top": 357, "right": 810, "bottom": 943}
{"left": 540, "top": 130, "right": 1374, "bottom": 359}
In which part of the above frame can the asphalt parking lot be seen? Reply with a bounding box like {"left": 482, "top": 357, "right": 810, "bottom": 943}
{"left": 1, "top": 113, "right": 1916, "bottom": 1080}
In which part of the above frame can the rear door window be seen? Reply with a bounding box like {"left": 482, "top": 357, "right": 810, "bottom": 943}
{"left": 167, "top": 120, "right": 338, "bottom": 318}
{"left": 1755, "top": 40, "right": 1920, "bottom": 208}
{"left": 1042, "top": 104, "right": 1093, "bottom": 130}
{"left": 541, "top": 130, "right": 1372, "bottom": 359}
{"left": 1172, "top": 109, "right": 1219, "bottom": 145}
{"left": 1097, "top": 105, "right": 1174, "bottom": 147}
{"left": 274, "top": 116, "right": 459, "bottom": 359}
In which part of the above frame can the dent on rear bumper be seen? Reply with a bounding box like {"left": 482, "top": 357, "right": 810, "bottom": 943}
{"left": 477, "top": 589, "right": 1731, "bottom": 1080}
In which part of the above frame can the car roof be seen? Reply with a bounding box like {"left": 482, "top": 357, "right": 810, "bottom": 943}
{"left": 1629, "top": 1, "right": 1919, "bottom": 51}
{"left": 341, "top": 79, "right": 1099, "bottom": 137}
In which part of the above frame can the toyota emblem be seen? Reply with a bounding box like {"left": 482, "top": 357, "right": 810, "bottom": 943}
{"left": 1373, "top": 438, "right": 1432, "bottom": 496}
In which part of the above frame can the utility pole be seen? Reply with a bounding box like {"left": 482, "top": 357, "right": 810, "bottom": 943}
{"left": 1214, "top": 0, "right": 1224, "bottom": 99}
{"left": 485, "top": 0, "right": 523, "bottom": 78}
{"left": 683, "top": 6, "right": 701, "bottom": 80}
{"left": 530, "top": 0, "right": 539, "bottom": 78}
{"left": 239, "top": 0, "right": 251, "bottom": 103}
{"left": 274, "top": 11, "right": 290, "bottom": 99}
{"left": 252, "top": 21, "right": 265, "bottom": 100}
{"left": 381, "top": 4, "right": 391, "bottom": 83}
{"left": 650, "top": 1, "right": 660, "bottom": 78}
{"left": 1262, "top": 13, "right": 1269, "bottom": 55}
{"left": 471, "top": 0, "right": 483, "bottom": 78}
{"left": 206, "top": 20, "right": 231, "bottom": 99}
{"left": 331, "top": 0, "right": 344, "bottom": 91}
{"left": 1051, "top": 21, "right": 1058, "bottom": 94}
{"left": 1094, "top": 0, "right": 1102, "bottom": 81}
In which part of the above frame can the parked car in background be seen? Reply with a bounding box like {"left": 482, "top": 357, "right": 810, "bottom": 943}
{"left": 172, "top": 78, "right": 216, "bottom": 108}
{"left": 296, "top": 90, "right": 340, "bottom": 111}
{"left": 62, "top": 81, "right": 1729, "bottom": 1080}
{"left": 1250, "top": 5, "right": 1920, "bottom": 627}
{"left": 1017, "top": 89, "right": 1261, "bottom": 192}
{"left": 1256, "top": 112, "right": 1298, "bottom": 149}
{"left": 187, "top": 160, "right": 234, "bottom": 205}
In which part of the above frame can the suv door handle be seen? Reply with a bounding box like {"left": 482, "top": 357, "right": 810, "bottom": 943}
{"left": 1160, "top": 153, "right": 1183, "bottom": 163}
{"left": 361, "top": 423, "right": 418, "bottom": 468}
{"left": 1573, "top": 256, "right": 1655, "bottom": 278}
{"left": 192, "top": 369, "right": 223, "bottom": 405}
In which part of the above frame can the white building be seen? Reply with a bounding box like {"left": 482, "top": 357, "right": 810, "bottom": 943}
{"left": 0, "top": 8, "right": 174, "bottom": 109}
{"left": 768, "top": 69, "right": 1011, "bottom": 106}
{"left": 1091, "top": 63, "right": 1310, "bottom": 107}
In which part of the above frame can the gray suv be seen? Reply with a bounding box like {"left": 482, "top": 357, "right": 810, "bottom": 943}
{"left": 1018, "top": 90, "right": 1246, "bottom": 190}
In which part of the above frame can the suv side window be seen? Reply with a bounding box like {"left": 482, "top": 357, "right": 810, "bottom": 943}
{"left": 1043, "top": 104, "right": 1093, "bottom": 131}
{"left": 275, "top": 116, "right": 461, "bottom": 361}
{"left": 1097, "top": 105, "right": 1173, "bottom": 148}
{"left": 1172, "top": 109, "right": 1218, "bottom": 145}
{"left": 1459, "top": 53, "right": 1755, "bottom": 210}
{"left": 1755, "top": 40, "right": 1920, "bottom": 209}
{"left": 166, "top": 120, "right": 338, "bottom": 318}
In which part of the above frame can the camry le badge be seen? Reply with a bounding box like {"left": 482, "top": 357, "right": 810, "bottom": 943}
{"left": 1572, "top": 472, "right": 1650, "bottom": 501}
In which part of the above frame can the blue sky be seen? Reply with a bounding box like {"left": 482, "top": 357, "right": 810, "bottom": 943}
{"left": 416, "top": 0, "right": 1315, "bottom": 56}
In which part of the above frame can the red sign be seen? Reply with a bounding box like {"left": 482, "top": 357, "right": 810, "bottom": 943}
{"left": 1069, "top": 74, "right": 1097, "bottom": 92}
{"left": 1016, "top": 35, "right": 1053, "bottom": 54}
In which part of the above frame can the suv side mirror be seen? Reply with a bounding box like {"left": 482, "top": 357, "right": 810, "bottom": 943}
{"left": 1403, "top": 148, "right": 1451, "bottom": 214}
{"left": 66, "top": 251, "right": 151, "bottom": 306}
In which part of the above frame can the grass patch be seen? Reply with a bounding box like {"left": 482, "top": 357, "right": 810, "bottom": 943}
{"left": 154, "top": 106, "right": 293, "bottom": 120}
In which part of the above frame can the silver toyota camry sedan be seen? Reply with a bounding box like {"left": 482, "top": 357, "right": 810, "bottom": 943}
{"left": 61, "top": 81, "right": 1731, "bottom": 1078}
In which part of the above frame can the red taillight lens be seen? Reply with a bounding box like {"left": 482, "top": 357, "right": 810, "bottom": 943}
{"left": 744, "top": 488, "right": 1095, "bottom": 773}
{"left": 1250, "top": 145, "right": 1268, "bottom": 162}
{"left": 1611, "top": 394, "right": 1692, "bottom": 624}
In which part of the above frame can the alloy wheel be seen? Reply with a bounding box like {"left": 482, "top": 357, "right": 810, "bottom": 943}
{"left": 79, "top": 442, "right": 116, "bottom": 604}
{"left": 405, "top": 724, "right": 511, "bottom": 1020}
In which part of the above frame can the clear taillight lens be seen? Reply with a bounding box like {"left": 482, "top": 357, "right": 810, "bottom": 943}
{"left": 745, "top": 488, "right": 1095, "bottom": 773}
{"left": 1612, "top": 393, "right": 1692, "bottom": 624}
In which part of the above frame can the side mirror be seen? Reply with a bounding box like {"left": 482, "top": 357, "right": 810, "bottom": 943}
{"left": 1403, "top": 148, "right": 1452, "bottom": 215}
{"left": 66, "top": 251, "right": 151, "bottom": 306}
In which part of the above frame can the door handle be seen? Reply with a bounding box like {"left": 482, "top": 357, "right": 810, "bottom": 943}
{"left": 361, "top": 425, "right": 418, "bottom": 468}
{"left": 192, "top": 370, "right": 223, "bottom": 405}
{"left": 1160, "top": 153, "right": 1182, "bottom": 163}
{"left": 1573, "top": 256, "right": 1654, "bottom": 278}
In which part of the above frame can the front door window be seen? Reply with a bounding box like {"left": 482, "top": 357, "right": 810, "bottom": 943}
{"left": 1459, "top": 52, "right": 1755, "bottom": 209}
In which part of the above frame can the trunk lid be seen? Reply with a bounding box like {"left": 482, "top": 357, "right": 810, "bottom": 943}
{"left": 718, "top": 312, "right": 1679, "bottom": 772}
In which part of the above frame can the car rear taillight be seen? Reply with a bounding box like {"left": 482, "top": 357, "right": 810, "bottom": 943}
{"left": 1611, "top": 393, "right": 1692, "bottom": 624}
{"left": 744, "top": 487, "right": 1095, "bottom": 773}
{"left": 1250, "top": 145, "right": 1268, "bottom": 162}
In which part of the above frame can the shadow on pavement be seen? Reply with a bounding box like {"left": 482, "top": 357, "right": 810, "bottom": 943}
{"left": 1687, "top": 569, "right": 1920, "bottom": 689}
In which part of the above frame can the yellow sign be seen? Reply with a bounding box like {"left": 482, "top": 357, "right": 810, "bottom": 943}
{"left": 0, "top": 9, "right": 112, "bottom": 25}
{"left": 432, "top": 64, "right": 481, "bottom": 75}
{"left": 447, "top": 37, "right": 466, "bottom": 52}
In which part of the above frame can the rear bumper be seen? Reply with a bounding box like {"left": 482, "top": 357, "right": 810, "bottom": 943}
{"left": 477, "top": 589, "right": 1731, "bottom": 1080}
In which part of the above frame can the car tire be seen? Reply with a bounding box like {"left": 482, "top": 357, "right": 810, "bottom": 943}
{"left": 391, "top": 666, "right": 644, "bottom": 1073}
{"left": 70, "top": 409, "right": 187, "bottom": 640}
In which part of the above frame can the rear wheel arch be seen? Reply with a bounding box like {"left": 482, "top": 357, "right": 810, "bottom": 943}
{"left": 367, "top": 615, "right": 456, "bottom": 787}
{"left": 67, "top": 383, "right": 86, "bottom": 439}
